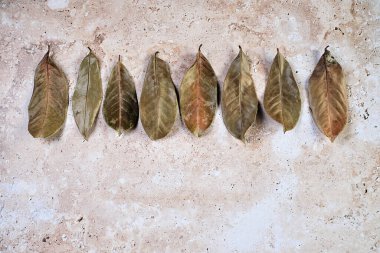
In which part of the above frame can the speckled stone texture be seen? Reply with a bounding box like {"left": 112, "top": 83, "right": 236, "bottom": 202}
{"left": 0, "top": 0, "right": 379, "bottom": 252}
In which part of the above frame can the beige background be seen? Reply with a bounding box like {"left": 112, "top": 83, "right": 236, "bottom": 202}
{"left": 0, "top": 0, "right": 379, "bottom": 252}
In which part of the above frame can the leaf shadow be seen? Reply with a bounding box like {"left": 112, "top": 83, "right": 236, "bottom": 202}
{"left": 173, "top": 83, "right": 182, "bottom": 123}
{"left": 216, "top": 80, "right": 221, "bottom": 106}
{"left": 256, "top": 102, "right": 265, "bottom": 127}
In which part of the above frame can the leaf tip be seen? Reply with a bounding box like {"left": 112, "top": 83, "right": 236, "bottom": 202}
{"left": 155, "top": 51, "right": 159, "bottom": 57}
{"left": 192, "top": 127, "right": 202, "bottom": 137}
{"left": 82, "top": 130, "right": 90, "bottom": 141}
{"left": 149, "top": 134, "right": 159, "bottom": 141}
{"left": 87, "top": 47, "right": 92, "bottom": 53}
{"left": 118, "top": 55, "right": 121, "bottom": 62}
{"left": 198, "top": 44, "right": 203, "bottom": 52}
{"left": 238, "top": 45, "right": 243, "bottom": 55}
{"left": 324, "top": 45, "right": 330, "bottom": 52}
{"left": 283, "top": 124, "right": 293, "bottom": 133}
{"left": 329, "top": 135, "right": 336, "bottom": 142}
{"left": 277, "top": 48, "right": 280, "bottom": 53}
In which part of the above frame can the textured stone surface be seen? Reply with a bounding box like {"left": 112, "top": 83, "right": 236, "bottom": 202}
{"left": 0, "top": 0, "right": 379, "bottom": 252}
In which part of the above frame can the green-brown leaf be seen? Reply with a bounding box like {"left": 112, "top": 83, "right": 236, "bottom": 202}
{"left": 264, "top": 49, "right": 301, "bottom": 132}
{"left": 140, "top": 52, "right": 178, "bottom": 140}
{"left": 308, "top": 47, "right": 348, "bottom": 142}
{"left": 222, "top": 46, "right": 258, "bottom": 141}
{"left": 28, "top": 47, "right": 69, "bottom": 138}
{"left": 103, "top": 57, "right": 138, "bottom": 134}
{"left": 72, "top": 48, "right": 103, "bottom": 140}
{"left": 179, "top": 45, "right": 218, "bottom": 136}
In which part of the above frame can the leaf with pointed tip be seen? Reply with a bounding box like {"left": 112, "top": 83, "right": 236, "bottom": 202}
{"left": 28, "top": 47, "right": 69, "bottom": 138}
{"left": 103, "top": 58, "right": 139, "bottom": 134}
{"left": 308, "top": 47, "right": 348, "bottom": 142}
{"left": 72, "top": 49, "right": 103, "bottom": 140}
{"left": 264, "top": 49, "right": 301, "bottom": 132}
{"left": 179, "top": 46, "right": 218, "bottom": 136}
{"left": 140, "top": 53, "right": 178, "bottom": 140}
{"left": 222, "top": 46, "right": 258, "bottom": 141}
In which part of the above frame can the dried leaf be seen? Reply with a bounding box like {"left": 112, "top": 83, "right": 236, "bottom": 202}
{"left": 222, "top": 46, "right": 258, "bottom": 141}
{"left": 264, "top": 49, "right": 301, "bottom": 132}
{"left": 308, "top": 46, "right": 348, "bottom": 142}
{"left": 28, "top": 46, "right": 69, "bottom": 138}
{"left": 72, "top": 48, "right": 103, "bottom": 140}
{"left": 140, "top": 52, "right": 178, "bottom": 140}
{"left": 103, "top": 56, "right": 139, "bottom": 134}
{"left": 179, "top": 45, "right": 218, "bottom": 136}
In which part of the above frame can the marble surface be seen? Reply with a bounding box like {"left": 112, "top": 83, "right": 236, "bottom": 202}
{"left": 0, "top": 0, "right": 379, "bottom": 252}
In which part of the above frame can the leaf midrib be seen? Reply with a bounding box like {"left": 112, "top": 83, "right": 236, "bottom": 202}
{"left": 40, "top": 54, "right": 51, "bottom": 136}
{"left": 117, "top": 61, "right": 122, "bottom": 133}
{"left": 323, "top": 54, "right": 333, "bottom": 138}
{"left": 238, "top": 51, "right": 243, "bottom": 136}
{"left": 277, "top": 54, "right": 285, "bottom": 129}
{"left": 195, "top": 52, "right": 202, "bottom": 133}
{"left": 83, "top": 54, "right": 91, "bottom": 137}
{"left": 153, "top": 55, "right": 163, "bottom": 138}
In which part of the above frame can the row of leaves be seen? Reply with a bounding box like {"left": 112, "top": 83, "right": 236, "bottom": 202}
{"left": 28, "top": 45, "right": 348, "bottom": 142}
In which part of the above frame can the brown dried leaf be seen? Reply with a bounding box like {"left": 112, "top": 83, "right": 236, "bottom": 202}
{"left": 308, "top": 46, "right": 348, "bottom": 142}
{"left": 264, "top": 49, "right": 301, "bottom": 132}
{"left": 179, "top": 45, "right": 218, "bottom": 136}
{"left": 103, "top": 56, "right": 139, "bottom": 134}
{"left": 140, "top": 52, "right": 178, "bottom": 140}
{"left": 72, "top": 48, "right": 103, "bottom": 140}
{"left": 222, "top": 46, "right": 258, "bottom": 141}
{"left": 28, "top": 46, "right": 69, "bottom": 138}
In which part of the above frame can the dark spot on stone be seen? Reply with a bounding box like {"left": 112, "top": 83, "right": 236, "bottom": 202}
{"left": 95, "top": 33, "right": 105, "bottom": 44}
{"left": 334, "top": 27, "right": 345, "bottom": 35}
{"left": 363, "top": 108, "right": 369, "bottom": 120}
